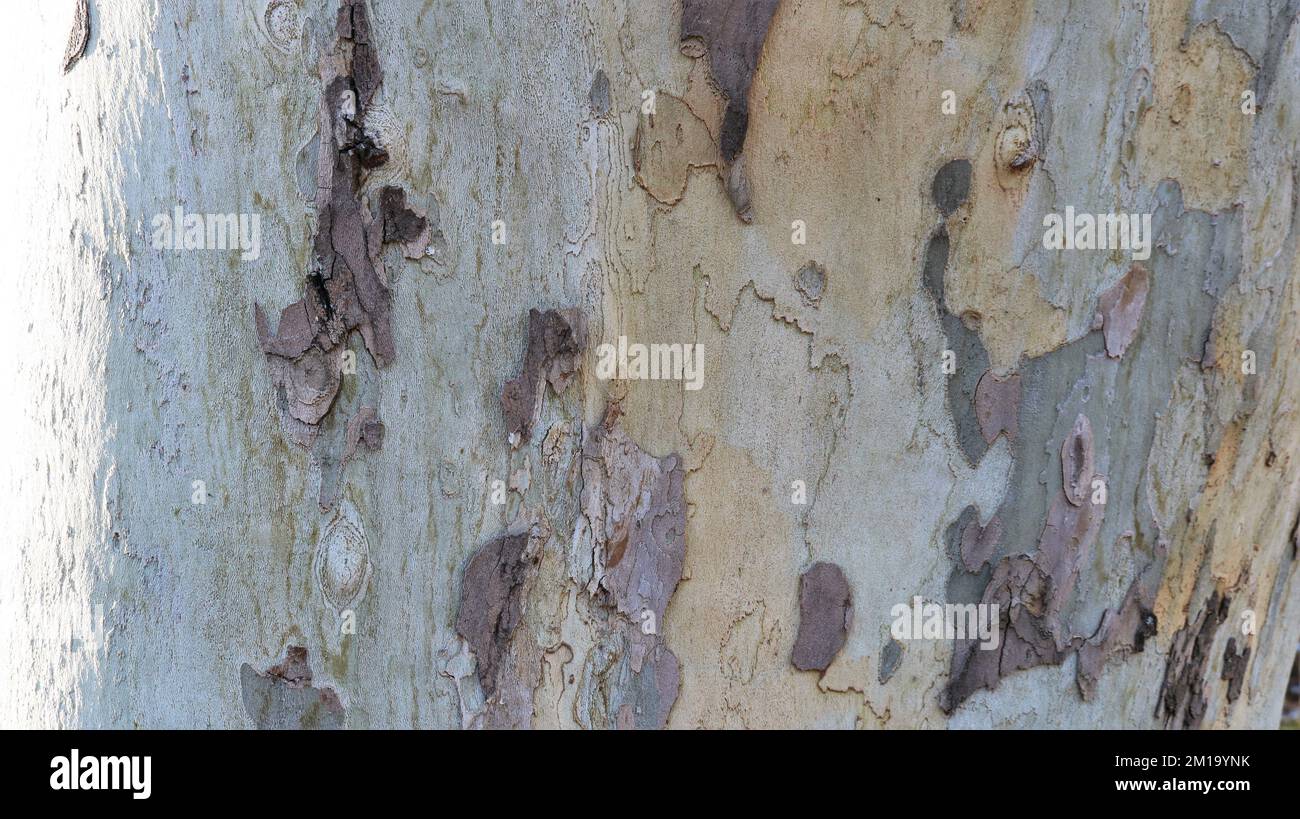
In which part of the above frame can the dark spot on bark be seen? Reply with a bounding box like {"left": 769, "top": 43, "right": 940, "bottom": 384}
{"left": 922, "top": 227, "right": 992, "bottom": 466}
{"left": 1060, "top": 414, "right": 1095, "bottom": 507}
{"left": 931, "top": 159, "right": 972, "bottom": 215}
{"left": 922, "top": 227, "right": 949, "bottom": 307}
{"left": 341, "top": 132, "right": 389, "bottom": 169}
{"left": 680, "top": 0, "right": 781, "bottom": 163}
{"left": 791, "top": 562, "right": 852, "bottom": 672}
{"left": 588, "top": 69, "right": 611, "bottom": 116}
{"left": 63, "top": 0, "right": 90, "bottom": 74}
{"left": 240, "top": 646, "right": 345, "bottom": 730}
{"left": 879, "top": 636, "right": 903, "bottom": 684}
{"left": 1135, "top": 609, "right": 1158, "bottom": 652}
{"left": 501, "top": 308, "right": 587, "bottom": 443}
{"left": 1221, "top": 637, "right": 1250, "bottom": 703}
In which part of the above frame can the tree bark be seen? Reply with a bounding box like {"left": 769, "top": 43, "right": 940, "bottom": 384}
{"left": 4, "top": 0, "right": 1299, "bottom": 729}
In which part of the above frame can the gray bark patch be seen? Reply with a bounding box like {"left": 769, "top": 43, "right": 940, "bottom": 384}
{"left": 680, "top": 0, "right": 781, "bottom": 163}
{"left": 879, "top": 637, "right": 903, "bottom": 684}
{"left": 795, "top": 260, "right": 827, "bottom": 306}
{"left": 588, "top": 69, "right": 611, "bottom": 117}
{"left": 930, "top": 159, "right": 972, "bottom": 215}
{"left": 921, "top": 225, "right": 992, "bottom": 465}
{"left": 240, "top": 646, "right": 345, "bottom": 730}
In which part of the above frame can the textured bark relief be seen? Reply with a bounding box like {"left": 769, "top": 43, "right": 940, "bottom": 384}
{"left": 945, "top": 415, "right": 1103, "bottom": 711}
{"left": 455, "top": 530, "right": 531, "bottom": 698}
{"left": 794, "top": 261, "right": 827, "bottom": 306}
{"left": 790, "top": 562, "right": 852, "bottom": 672}
{"left": 315, "top": 505, "right": 371, "bottom": 612}
{"left": 454, "top": 527, "right": 541, "bottom": 729}
{"left": 992, "top": 89, "right": 1047, "bottom": 189}
{"left": 16, "top": 0, "right": 1300, "bottom": 735}
{"left": 255, "top": 0, "right": 425, "bottom": 451}
{"left": 1076, "top": 579, "right": 1159, "bottom": 701}
{"left": 576, "top": 406, "right": 687, "bottom": 728}
{"left": 1157, "top": 592, "right": 1231, "bottom": 729}
{"left": 500, "top": 308, "right": 587, "bottom": 444}
{"left": 1221, "top": 638, "right": 1251, "bottom": 704}
{"left": 62, "top": 0, "right": 89, "bottom": 74}
{"left": 340, "top": 405, "right": 384, "bottom": 473}
{"left": 240, "top": 646, "right": 345, "bottom": 730}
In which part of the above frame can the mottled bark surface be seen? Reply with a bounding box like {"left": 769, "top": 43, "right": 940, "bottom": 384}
{"left": 3, "top": 0, "right": 1299, "bottom": 729}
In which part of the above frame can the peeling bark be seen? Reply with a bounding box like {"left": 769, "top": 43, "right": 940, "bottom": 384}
{"left": 62, "top": 0, "right": 89, "bottom": 74}
{"left": 240, "top": 647, "right": 345, "bottom": 730}
{"left": 500, "top": 308, "right": 587, "bottom": 444}
{"left": 10, "top": 0, "right": 1300, "bottom": 732}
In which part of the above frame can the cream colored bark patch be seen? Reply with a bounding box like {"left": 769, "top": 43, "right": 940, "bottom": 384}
{"left": 1135, "top": 24, "right": 1254, "bottom": 212}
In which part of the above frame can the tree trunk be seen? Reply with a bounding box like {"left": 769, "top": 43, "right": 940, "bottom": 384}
{"left": 4, "top": 0, "right": 1298, "bottom": 729}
